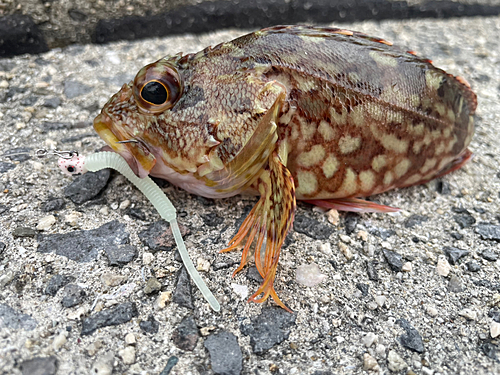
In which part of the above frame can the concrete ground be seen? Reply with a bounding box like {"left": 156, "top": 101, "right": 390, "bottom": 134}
{"left": 0, "top": 15, "right": 500, "bottom": 375}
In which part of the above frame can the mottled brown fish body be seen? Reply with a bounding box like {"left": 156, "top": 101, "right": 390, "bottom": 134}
{"left": 94, "top": 26, "right": 476, "bottom": 310}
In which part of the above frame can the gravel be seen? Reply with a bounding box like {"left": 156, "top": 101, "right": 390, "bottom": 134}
{"left": 0, "top": 16, "right": 500, "bottom": 375}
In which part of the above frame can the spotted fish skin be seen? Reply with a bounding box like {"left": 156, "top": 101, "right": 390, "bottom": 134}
{"left": 94, "top": 26, "right": 476, "bottom": 310}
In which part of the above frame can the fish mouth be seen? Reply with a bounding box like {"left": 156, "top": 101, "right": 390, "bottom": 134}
{"left": 93, "top": 113, "right": 156, "bottom": 178}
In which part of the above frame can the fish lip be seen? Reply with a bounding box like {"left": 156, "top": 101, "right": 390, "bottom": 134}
{"left": 93, "top": 113, "right": 156, "bottom": 178}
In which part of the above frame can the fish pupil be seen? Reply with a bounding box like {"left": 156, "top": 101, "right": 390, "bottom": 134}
{"left": 141, "top": 81, "right": 168, "bottom": 105}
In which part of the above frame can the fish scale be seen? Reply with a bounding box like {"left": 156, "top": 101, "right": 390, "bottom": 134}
{"left": 93, "top": 25, "right": 476, "bottom": 311}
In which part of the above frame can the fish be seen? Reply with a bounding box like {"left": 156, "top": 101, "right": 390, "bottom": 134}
{"left": 93, "top": 25, "right": 476, "bottom": 311}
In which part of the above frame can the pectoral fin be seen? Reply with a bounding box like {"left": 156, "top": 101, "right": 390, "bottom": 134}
{"left": 221, "top": 151, "right": 296, "bottom": 311}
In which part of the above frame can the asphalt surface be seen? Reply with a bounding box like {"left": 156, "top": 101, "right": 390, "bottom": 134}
{"left": 0, "top": 15, "right": 499, "bottom": 375}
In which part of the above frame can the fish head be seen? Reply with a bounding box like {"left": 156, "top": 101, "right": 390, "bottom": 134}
{"left": 94, "top": 54, "right": 285, "bottom": 196}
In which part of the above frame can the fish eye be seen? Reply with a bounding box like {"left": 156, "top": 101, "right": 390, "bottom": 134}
{"left": 133, "top": 60, "right": 182, "bottom": 114}
{"left": 141, "top": 81, "right": 168, "bottom": 105}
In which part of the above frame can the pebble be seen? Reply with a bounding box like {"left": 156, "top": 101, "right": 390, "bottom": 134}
{"left": 119, "top": 346, "right": 136, "bottom": 365}
{"left": 363, "top": 353, "right": 380, "bottom": 371}
{"left": 339, "top": 242, "right": 353, "bottom": 261}
{"left": 295, "top": 263, "right": 327, "bottom": 287}
{"left": 52, "top": 331, "right": 67, "bottom": 351}
{"left": 86, "top": 339, "right": 103, "bottom": 356}
{"left": 366, "top": 261, "right": 379, "bottom": 281}
{"left": 100, "top": 272, "right": 127, "bottom": 287}
{"left": 448, "top": 275, "right": 464, "bottom": 293}
{"left": 139, "top": 314, "right": 159, "bottom": 334}
{"left": 141, "top": 252, "right": 154, "bottom": 266}
{"left": 36, "top": 215, "right": 56, "bottom": 230}
{"left": 293, "top": 214, "right": 334, "bottom": 240}
{"left": 119, "top": 199, "right": 130, "bottom": 210}
{"left": 171, "top": 316, "right": 199, "bottom": 351}
{"left": 318, "top": 242, "right": 332, "bottom": 256}
{"left": 459, "top": 308, "right": 477, "bottom": 321}
{"left": 61, "top": 283, "right": 86, "bottom": 308}
{"left": 99, "top": 206, "right": 109, "bottom": 215}
{"left": 454, "top": 213, "right": 476, "bottom": 229}
{"left": 81, "top": 302, "right": 138, "bottom": 336}
{"left": 402, "top": 262, "right": 412, "bottom": 272}
{"left": 387, "top": 350, "right": 408, "bottom": 372}
{"left": 138, "top": 220, "right": 190, "bottom": 252}
{"left": 155, "top": 291, "right": 172, "bottom": 309}
{"left": 327, "top": 209, "right": 339, "bottom": 225}
{"left": 42, "top": 198, "right": 66, "bottom": 212}
{"left": 436, "top": 256, "right": 451, "bottom": 277}
{"left": 39, "top": 221, "right": 135, "bottom": 264}
{"left": 91, "top": 353, "right": 114, "bottom": 375}
{"left": 344, "top": 213, "right": 358, "bottom": 234}
{"left": 480, "top": 250, "right": 499, "bottom": 262}
{"left": 443, "top": 246, "right": 470, "bottom": 265}
{"left": 426, "top": 306, "right": 438, "bottom": 317}
{"left": 231, "top": 283, "right": 249, "bottom": 300}
{"left": 398, "top": 318, "right": 425, "bottom": 353}
{"left": 12, "top": 227, "right": 37, "bottom": 238}
{"left": 125, "top": 333, "right": 136, "bottom": 345}
{"left": 466, "top": 261, "right": 481, "bottom": 272}
{"left": 382, "top": 249, "right": 403, "bottom": 272}
{"left": 374, "top": 295, "right": 386, "bottom": 308}
{"left": 362, "top": 332, "right": 378, "bottom": 347}
{"left": 200, "top": 325, "right": 216, "bottom": 336}
{"left": 20, "top": 356, "right": 58, "bottom": 375}
{"left": 339, "top": 234, "right": 351, "bottom": 243}
{"left": 241, "top": 307, "right": 296, "bottom": 354}
{"left": 475, "top": 223, "right": 500, "bottom": 241}
{"left": 144, "top": 277, "right": 162, "bottom": 294}
{"left": 64, "top": 169, "right": 111, "bottom": 204}
{"left": 204, "top": 331, "right": 243, "bottom": 375}
{"left": 357, "top": 230, "right": 368, "bottom": 242}
{"left": 196, "top": 257, "right": 211, "bottom": 272}
{"left": 44, "top": 274, "right": 75, "bottom": 296}
{"left": 0, "top": 271, "right": 15, "bottom": 288}
{"left": 491, "top": 321, "right": 500, "bottom": 338}
{"left": 404, "top": 214, "right": 429, "bottom": 228}
{"left": 173, "top": 267, "right": 194, "bottom": 309}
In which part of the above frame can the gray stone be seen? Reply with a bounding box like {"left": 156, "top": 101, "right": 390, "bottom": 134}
{"left": 38, "top": 220, "right": 134, "bottom": 263}
{"left": 454, "top": 213, "right": 476, "bottom": 229}
{"left": 204, "top": 331, "right": 242, "bottom": 375}
{"left": 3, "top": 147, "right": 32, "bottom": 162}
{"left": 43, "top": 97, "right": 61, "bottom": 108}
{"left": 475, "top": 223, "right": 500, "bottom": 241}
{"left": 448, "top": 275, "right": 464, "bottom": 293}
{"left": 171, "top": 316, "right": 199, "bottom": 351}
{"left": 0, "top": 303, "right": 37, "bottom": 330}
{"left": 0, "top": 161, "right": 15, "bottom": 173}
{"left": 140, "top": 314, "right": 160, "bottom": 334}
{"left": 61, "top": 284, "right": 86, "bottom": 308}
{"left": 42, "top": 198, "right": 66, "bottom": 212}
{"left": 44, "top": 274, "right": 75, "bottom": 296}
{"left": 480, "top": 250, "right": 499, "bottom": 262}
{"left": 64, "top": 169, "right": 111, "bottom": 204}
{"left": 173, "top": 267, "right": 194, "bottom": 310}
{"left": 293, "top": 214, "right": 334, "bottom": 240}
{"left": 12, "top": 227, "right": 37, "bottom": 238}
{"left": 144, "top": 277, "right": 162, "bottom": 294}
{"left": 81, "top": 302, "right": 138, "bottom": 336}
{"left": 404, "top": 214, "right": 429, "bottom": 228}
{"left": 443, "top": 246, "right": 470, "bottom": 265}
{"left": 64, "top": 80, "right": 92, "bottom": 99}
{"left": 138, "top": 220, "right": 190, "bottom": 253}
{"left": 383, "top": 249, "right": 403, "bottom": 272}
{"left": 466, "top": 261, "right": 481, "bottom": 272}
{"left": 19, "top": 356, "right": 58, "bottom": 375}
{"left": 104, "top": 244, "right": 137, "bottom": 266}
{"left": 241, "top": 307, "right": 296, "bottom": 354}
{"left": 397, "top": 318, "right": 425, "bottom": 353}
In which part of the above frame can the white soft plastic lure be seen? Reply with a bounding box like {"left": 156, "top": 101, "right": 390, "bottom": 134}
{"left": 58, "top": 151, "right": 220, "bottom": 312}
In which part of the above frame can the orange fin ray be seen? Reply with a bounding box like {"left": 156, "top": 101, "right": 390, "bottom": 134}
{"left": 223, "top": 151, "right": 296, "bottom": 311}
{"left": 305, "top": 198, "right": 399, "bottom": 213}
